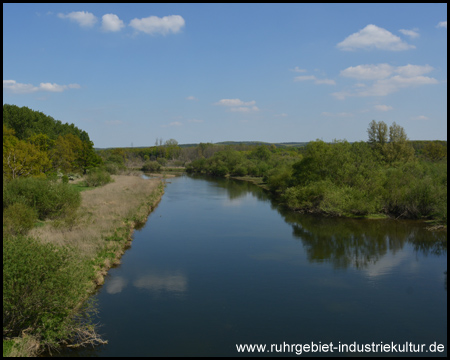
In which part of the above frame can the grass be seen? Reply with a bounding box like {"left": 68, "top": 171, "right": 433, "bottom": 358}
{"left": 30, "top": 174, "right": 164, "bottom": 262}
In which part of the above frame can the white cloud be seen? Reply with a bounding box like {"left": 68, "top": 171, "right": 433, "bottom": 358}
{"left": 214, "top": 99, "right": 259, "bottom": 113}
{"left": 275, "top": 113, "right": 288, "bottom": 117}
{"left": 337, "top": 24, "right": 415, "bottom": 51}
{"left": 187, "top": 119, "right": 203, "bottom": 123}
{"left": 437, "top": 21, "right": 447, "bottom": 29}
{"left": 101, "top": 14, "right": 125, "bottom": 32}
{"left": 230, "top": 106, "right": 259, "bottom": 113}
{"left": 294, "top": 75, "right": 335, "bottom": 85}
{"left": 169, "top": 121, "right": 182, "bottom": 126}
{"left": 214, "top": 99, "right": 256, "bottom": 107}
{"left": 374, "top": 104, "right": 393, "bottom": 111}
{"left": 58, "top": 11, "right": 98, "bottom": 28}
{"left": 3, "top": 80, "right": 38, "bottom": 94}
{"left": 294, "top": 75, "right": 316, "bottom": 82}
{"left": 399, "top": 28, "right": 419, "bottom": 39}
{"left": 129, "top": 15, "right": 185, "bottom": 35}
{"left": 340, "top": 63, "right": 433, "bottom": 80}
{"left": 186, "top": 95, "right": 198, "bottom": 101}
{"left": 366, "top": 75, "right": 438, "bottom": 96}
{"left": 290, "top": 66, "right": 307, "bottom": 73}
{"left": 334, "top": 63, "right": 438, "bottom": 99}
{"left": 395, "top": 64, "right": 433, "bottom": 77}
{"left": 411, "top": 115, "right": 430, "bottom": 120}
{"left": 4, "top": 80, "right": 80, "bottom": 94}
{"left": 340, "top": 64, "right": 394, "bottom": 80}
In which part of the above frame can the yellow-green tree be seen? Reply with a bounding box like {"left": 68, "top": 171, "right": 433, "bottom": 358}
{"left": 3, "top": 127, "right": 52, "bottom": 179}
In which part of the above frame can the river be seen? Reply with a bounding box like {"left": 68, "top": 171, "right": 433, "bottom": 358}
{"left": 64, "top": 174, "right": 447, "bottom": 357}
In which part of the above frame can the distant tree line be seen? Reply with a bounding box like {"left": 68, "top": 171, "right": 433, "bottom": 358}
{"left": 185, "top": 120, "right": 447, "bottom": 224}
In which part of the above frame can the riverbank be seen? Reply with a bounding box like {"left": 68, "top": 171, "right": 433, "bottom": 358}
{"left": 4, "top": 175, "right": 164, "bottom": 357}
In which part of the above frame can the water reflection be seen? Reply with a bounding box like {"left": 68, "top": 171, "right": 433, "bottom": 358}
{"left": 280, "top": 205, "right": 446, "bottom": 270}
{"left": 213, "top": 177, "right": 447, "bottom": 272}
{"left": 105, "top": 276, "right": 128, "bottom": 294}
{"left": 104, "top": 272, "right": 188, "bottom": 295}
{"left": 133, "top": 272, "right": 187, "bottom": 293}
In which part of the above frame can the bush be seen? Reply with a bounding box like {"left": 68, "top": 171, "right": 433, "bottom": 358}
{"left": 141, "top": 161, "right": 161, "bottom": 172}
{"left": 156, "top": 157, "right": 167, "bottom": 166}
{"left": 103, "top": 161, "right": 126, "bottom": 175}
{"left": 3, "top": 202, "right": 38, "bottom": 236}
{"left": 3, "top": 177, "right": 81, "bottom": 220}
{"left": 3, "top": 235, "right": 91, "bottom": 347}
{"left": 84, "top": 168, "right": 113, "bottom": 187}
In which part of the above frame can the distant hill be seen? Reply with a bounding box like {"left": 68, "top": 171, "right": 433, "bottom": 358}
{"left": 214, "top": 141, "right": 309, "bottom": 148}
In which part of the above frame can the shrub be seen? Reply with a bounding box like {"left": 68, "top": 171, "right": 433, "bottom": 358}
{"left": 156, "top": 157, "right": 167, "bottom": 166}
{"left": 3, "top": 177, "right": 81, "bottom": 220}
{"left": 3, "top": 235, "right": 92, "bottom": 347}
{"left": 103, "top": 161, "right": 126, "bottom": 175}
{"left": 141, "top": 161, "right": 161, "bottom": 172}
{"left": 84, "top": 168, "right": 113, "bottom": 187}
{"left": 3, "top": 202, "right": 38, "bottom": 236}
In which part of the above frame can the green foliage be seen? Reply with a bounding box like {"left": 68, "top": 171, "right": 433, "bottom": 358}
{"left": 3, "top": 104, "right": 90, "bottom": 142}
{"left": 422, "top": 141, "right": 447, "bottom": 161}
{"left": 3, "top": 131, "right": 52, "bottom": 179}
{"left": 142, "top": 160, "right": 162, "bottom": 172}
{"left": 103, "top": 161, "right": 126, "bottom": 175}
{"left": 84, "top": 168, "right": 113, "bottom": 187}
{"left": 3, "top": 235, "right": 91, "bottom": 347}
{"left": 382, "top": 160, "right": 447, "bottom": 220}
{"left": 3, "top": 177, "right": 81, "bottom": 220}
{"left": 3, "top": 202, "right": 38, "bottom": 236}
{"left": 156, "top": 157, "right": 168, "bottom": 166}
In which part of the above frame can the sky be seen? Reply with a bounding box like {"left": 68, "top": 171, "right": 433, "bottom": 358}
{"left": 3, "top": 3, "right": 447, "bottom": 148}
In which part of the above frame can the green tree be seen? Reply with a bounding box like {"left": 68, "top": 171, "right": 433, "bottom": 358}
{"left": 76, "top": 141, "right": 102, "bottom": 174}
{"left": 367, "top": 120, "right": 388, "bottom": 146}
{"left": 382, "top": 122, "right": 415, "bottom": 163}
{"left": 423, "top": 141, "right": 447, "bottom": 161}
{"left": 50, "top": 134, "right": 83, "bottom": 173}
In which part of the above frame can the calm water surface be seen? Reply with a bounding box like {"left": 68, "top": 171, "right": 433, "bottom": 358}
{"left": 66, "top": 175, "right": 447, "bottom": 357}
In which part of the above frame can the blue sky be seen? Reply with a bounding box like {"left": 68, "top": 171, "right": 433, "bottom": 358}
{"left": 3, "top": 3, "right": 447, "bottom": 148}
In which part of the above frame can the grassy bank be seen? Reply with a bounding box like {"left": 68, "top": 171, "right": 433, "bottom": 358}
{"left": 3, "top": 175, "right": 164, "bottom": 356}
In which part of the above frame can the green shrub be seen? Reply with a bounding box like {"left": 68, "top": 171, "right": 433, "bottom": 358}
{"left": 3, "top": 235, "right": 91, "bottom": 347}
{"left": 3, "top": 177, "right": 81, "bottom": 220}
{"left": 103, "top": 161, "right": 126, "bottom": 175}
{"left": 84, "top": 168, "right": 113, "bottom": 187}
{"left": 141, "top": 161, "right": 161, "bottom": 172}
{"left": 3, "top": 202, "right": 38, "bottom": 236}
{"left": 156, "top": 157, "right": 167, "bottom": 166}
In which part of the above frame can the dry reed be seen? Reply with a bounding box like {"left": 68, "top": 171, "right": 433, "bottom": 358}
{"left": 29, "top": 174, "right": 163, "bottom": 262}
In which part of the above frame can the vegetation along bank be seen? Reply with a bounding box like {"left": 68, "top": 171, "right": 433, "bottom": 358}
{"left": 3, "top": 104, "right": 164, "bottom": 356}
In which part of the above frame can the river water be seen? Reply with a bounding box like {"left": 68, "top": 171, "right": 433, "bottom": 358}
{"left": 64, "top": 175, "right": 447, "bottom": 357}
